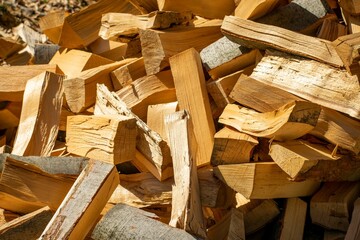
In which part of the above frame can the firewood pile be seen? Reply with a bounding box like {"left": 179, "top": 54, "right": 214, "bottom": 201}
{"left": 1, "top": 0, "right": 360, "bottom": 239}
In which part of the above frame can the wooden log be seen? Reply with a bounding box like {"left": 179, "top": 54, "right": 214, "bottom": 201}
{"left": 157, "top": 0, "right": 235, "bottom": 19}
{"left": 0, "top": 102, "right": 20, "bottom": 130}
{"left": 234, "top": 0, "right": 280, "bottom": 20}
{"left": 324, "top": 230, "right": 346, "bottom": 240}
{"left": 219, "top": 101, "right": 321, "bottom": 141}
{"left": 221, "top": 16, "right": 343, "bottom": 68}
{"left": 333, "top": 32, "right": 360, "bottom": 76}
{"left": 13, "top": 24, "right": 46, "bottom": 55}
{"left": 140, "top": 19, "right": 222, "bottom": 75}
{"left": 66, "top": 115, "right": 137, "bottom": 165}
{"left": 58, "top": 0, "right": 141, "bottom": 48}
{"left": 34, "top": 44, "right": 60, "bottom": 64}
{"left": 169, "top": 48, "right": 215, "bottom": 166}
{"left": 214, "top": 162, "right": 320, "bottom": 199}
{"left": 40, "top": 159, "right": 118, "bottom": 240}
{"left": 339, "top": 0, "right": 360, "bottom": 16}
{"left": 344, "top": 12, "right": 360, "bottom": 34}
{"left": 211, "top": 126, "right": 258, "bottom": 166}
{"left": 39, "top": 10, "right": 68, "bottom": 44}
{"left": 0, "top": 206, "right": 53, "bottom": 240}
{"left": 250, "top": 51, "right": 360, "bottom": 120}
{"left": 92, "top": 203, "right": 197, "bottom": 240}
{"left": 0, "top": 37, "right": 24, "bottom": 59}
{"left": 127, "top": 0, "right": 158, "bottom": 13}
{"left": 280, "top": 198, "right": 307, "bottom": 240}
{"left": 165, "top": 111, "right": 206, "bottom": 238}
{"left": 95, "top": 84, "right": 172, "bottom": 181}
{"left": 111, "top": 57, "right": 146, "bottom": 90}
{"left": 116, "top": 70, "right": 176, "bottom": 121}
{"left": 12, "top": 72, "right": 64, "bottom": 157}
{"left": 311, "top": 182, "right": 360, "bottom": 231}
{"left": 345, "top": 198, "right": 360, "bottom": 240}
{"left": 317, "top": 19, "right": 347, "bottom": 41}
{"left": 0, "top": 64, "right": 58, "bottom": 102}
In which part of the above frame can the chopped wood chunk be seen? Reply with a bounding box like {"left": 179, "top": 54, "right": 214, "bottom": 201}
{"left": 280, "top": 198, "right": 307, "bottom": 240}
{"left": 111, "top": 57, "right": 146, "bottom": 90}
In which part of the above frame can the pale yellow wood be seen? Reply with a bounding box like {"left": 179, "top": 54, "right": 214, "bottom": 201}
{"left": 12, "top": 72, "right": 64, "bottom": 157}
{"left": 235, "top": 0, "right": 280, "bottom": 20}
{"left": 66, "top": 115, "right": 137, "bottom": 165}
{"left": 39, "top": 11, "right": 68, "bottom": 44}
{"left": 345, "top": 198, "right": 360, "bottom": 240}
{"left": 88, "top": 38, "right": 139, "bottom": 61}
{"left": 333, "top": 32, "right": 360, "bottom": 76}
{"left": 169, "top": 48, "right": 215, "bottom": 166}
{"left": 111, "top": 57, "right": 146, "bottom": 90}
{"left": 280, "top": 198, "right": 307, "bottom": 240}
{"left": 219, "top": 101, "right": 320, "bottom": 141}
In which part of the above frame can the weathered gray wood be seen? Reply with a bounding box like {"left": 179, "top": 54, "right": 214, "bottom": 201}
{"left": 34, "top": 44, "right": 60, "bottom": 64}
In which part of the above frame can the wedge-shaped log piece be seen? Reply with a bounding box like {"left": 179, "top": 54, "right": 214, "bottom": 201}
{"left": 211, "top": 126, "right": 258, "bottom": 165}
{"left": 111, "top": 57, "right": 146, "bottom": 90}
{"left": 333, "top": 33, "right": 360, "bottom": 76}
{"left": 165, "top": 111, "right": 206, "bottom": 238}
{"left": 140, "top": 19, "right": 222, "bottom": 75}
{"left": 221, "top": 16, "right": 343, "bottom": 68}
{"left": 0, "top": 64, "right": 58, "bottom": 102}
{"left": 169, "top": 48, "right": 215, "bottom": 166}
{"left": 219, "top": 101, "right": 320, "bottom": 141}
{"left": 92, "top": 204, "right": 197, "bottom": 239}
{"left": 311, "top": 182, "right": 360, "bottom": 231}
{"left": 345, "top": 198, "right": 360, "bottom": 240}
{"left": 116, "top": 70, "right": 176, "bottom": 121}
{"left": 0, "top": 37, "right": 24, "bottom": 59}
{"left": 0, "top": 102, "right": 21, "bottom": 130}
{"left": 95, "top": 84, "right": 172, "bottom": 181}
{"left": 280, "top": 198, "right": 307, "bottom": 240}
{"left": 127, "top": 0, "right": 158, "bottom": 13}
{"left": 64, "top": 60, "right": 135, "bottom": 113}
{"left": 339, "top": 0, "right": 360, "bottom": 16}
{"left": 157, "top": 0, "right": 235, "bottom": 19}
{"left": 58, "top": 0, "right": 141, "bottom": 48}
{"left": 39, "top": 11, "right": 68, "bottom": 44}
{"left": 66, "top": 115, "right": 137, "bottom": 165}
{"left": 317, "top": 19, "right": 347, "bottom": 41}
{"left": 208, "top": 208, "right": 245, "bottom": 240}
{"left": 250, "top": 51, "right": 360, "bottom": 119}
{"left": 0, "top": 206, "right": 53, "bottom": 239}
{"left": 12, "top": 72, "right": 64, "bottom": 157}
{"left": 40, "top": 159, "right": 118, "bottom": 240}
{"left": 214, "top": 162, "right": 320, "bottom": 199}
{"left": 234, "top": 0, "right": 279, "bottom": 20}
{"left": 100, "top": 11, "right": 192, "bottom": 40}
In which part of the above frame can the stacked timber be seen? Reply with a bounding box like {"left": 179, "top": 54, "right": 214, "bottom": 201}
{"left": 0, "top": 0, "right": 360, "bottom": 239}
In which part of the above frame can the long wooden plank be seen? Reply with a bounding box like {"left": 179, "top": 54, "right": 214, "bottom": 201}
{"left": 221, "top": 16, "right": 343, "bottom": 67}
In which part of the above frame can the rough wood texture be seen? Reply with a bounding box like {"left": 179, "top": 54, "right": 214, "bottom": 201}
{"left": 280, "top": 198, "right": 307, "bottom": 240}
{"left": 0, "top": 37, "right": 24, "bottom": 59}
{"left": 311, "top": 182, "right": 360, "bottom": 231}
{"left": 219, "top": 101, "right": 320, "bottom": 141}
{"left": 339, "top": 0, "right": 360, "bottom": 16}
{"left": 250, "top": 51, "right": 360, "bottom": 119}
{"left": 211, "top": 126, "right": 258, "bottom": 165}
{"left": 214, "top": 162, "right": 320, "bottom": 199}
{"left": 169, "top": 48, "right": 215, "bottom": 166}
{"left": 333, "top": 32, "right": 360, "bottom": 76}
{"left": 165, "top": 111, "right": 206, "bottom": 238}
{"left": 39, "top": 11, "right": 68, "bottom": 44}
{"left": 317, "top": 19, "right": 347, "bottom": 41}
{"left": 345, "top": 198, "right": 360, "bottom": 240}
{"left": 111, "top": 57, "right": 146, "bottom": 90}
{"left": 66, "top": 115, "right": 137, "bottom": 164}
{"left": 92, "top": 204, "right": 197, "bottom": 240}
{"left": 95, "top": 84, "right": 172, "bottom": 181}
{"left": 12, "top": 72, "right": 64, "bottom": 157}
{"left": 234, "top": 0, "right": 279, "bottom": 20}
{"left": 34, "top": 44, "right": 60, "bottom": 64}
{"left": 228, "top": 209, "right": 245, "bottom": 240}
{"left": 221, "top": 16, "right": 343, "bottom": 68}
{"left": 127, "top": 0, "right": 158, "bottom": 13}
{"left": 0, "top": 102, "right": 21, "bottom": 130}
{"left": 40, "top": 159, "right": 118, "bottom": 240}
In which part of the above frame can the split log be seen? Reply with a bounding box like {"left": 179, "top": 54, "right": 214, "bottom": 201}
{"left": 13, "top": 24, "right": 46, "bottom": 55}
{"left": 219, "top": 101, "right": 320, "bottom": 141}
{"left": 0, "top": 206, "right": 53, "bottom": 240}
{"left": 116, "top": 70, "right": 176, "bottom": 121}
{"left": 140, "top": 18, "right": 222, "bottom": 75}
{"left": 211, "top": 126, "right": 258, "bottom": 165}
{"left": 0, "top": 102, "right": 21, "bottom": 130}
{"left": 280, "top": 198, "right": 307, "bottom": 240}
{"left": 234, "top": 0, "right": 280, "bottom": 20}
{"left": 39, "top": 11, "right": 68, "bottom": 44}
{"left": 339, "top": 0, "right": 360, "bottom": 16}
{"left": 0, "top": 64, "right": 58, "bottom": 102}
{"left": 317, "top": 19, "right": 347, "bottom": 41}
{"left": 4, "top": 52, "right": 31, "bottom": 66}
{"left": 0, "top": 37, "right": 24, "bottom": 59}
{"left": 344, "top": 13, "right": 360, "bottom": 34}
{"left": 221, "top": 16, "right": 343, "bottom": 68}
{"left": 40, "top": 159, "right": 118, "bottom": 240}
{"left": 345, "top": 198, "right": 360, "bottom": 240}
{"left": 250, "top": 51, "right": 360, "bottom": 120}
{"left": 92, "top": 204, "right": 197, "bottom": 240}
{"left": 214, "top": 162, "right": 320, "bottom": 199}
{"left": 169, "top": 48, "right": 215, "bottom": 166}
{"left": 95, "top": 84, "right": 172, "bottom": 181}
{"left": 66, "top": 115, "right": 137, "bottom": 164}
{"left": 127, "top": 0, "right": 158, "bottom": 13}
{"left": 333, "top": 32, "right": 360, "bottom": 76}
{"left": 311, "top": 182, "right": 360, "bottom": 231}
{"left": 165, "top": 111, "right": 206, "bottom": 238}
{"left": 12, "top": 71, "right": 64, "bottom": 157}
{"left": 34, "top": 44, "right": 60, "bottom": 64}
{"left": 111, "top": 57, "right": 146, "bottom": 90}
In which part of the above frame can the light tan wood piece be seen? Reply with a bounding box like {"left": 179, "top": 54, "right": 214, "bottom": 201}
{"left": 211, "top": 126, "right": 258, "bottom": 165}
{"left": 333, "top": 32, "right": 360, "bottom": 76}
{"left": 0, "top": 206, "right": 53, "bottom": 239}
{"left": 219, "top": 101, "right": 320, "bottom": 141}
{"left": 250, "top": 51, "right": 360, "bottom": 120}
{"left": 234, "top": 0, "right": 279, "bottom": 20}
{"left": 116, "top": 70, "right": 176, "bottom": 121}
{"left": 221, "top": 16, "right": 343, "bottom": 68}
{"left": 165, "top": 111, "right": 206, "bottom": 238}
{"left": 140, "top": 19, "right": 222, "bottom": 75}
{"left": 345, "top": 198, "right": 360, "bottom": 240}
{"left": 311, "top": 182, "right": 360, "bottom": 231}
{"left": 0, "top": 37, "right": 24, "bottom": 59}
{"left": 214, "top": 162, "right": 320, "bottom": 199}
{"left": 280, "top": 198, "right": 307, "bottom": 240}
{"left": 111, "top": 57, "right": 146, "bottom": 90}
{"left": 317, "top": 19, "right": 347, "bottom": 41}
{"left": 95, "top": 84, "right": 172, "bottom": 181}
{"left": 39, "top": 11, "right": 68, "bottom": 44}
{"left": 40, "top": 159, "right": 118, "bottom": 240}
{"left": 169, "top": 48, "right": 215, "bottom": 166}
{"left": 0, "top": 64, "right": 58, "bottom": 102}
{"left": 157, "top": 0, "right": 235, "bottom": 19}
{"left": 12, "top": 72, "right": 64, "bottom": 157}
{"left": 339, "top": 0, "right": 360, "bottom": 16}
{"left": 66, "top": 115, "right": 137, "bottom": 165}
